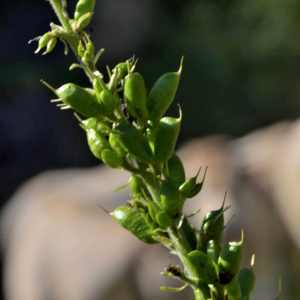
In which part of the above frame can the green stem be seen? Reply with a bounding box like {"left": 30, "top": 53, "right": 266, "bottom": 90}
{"left": 167, "top": 226, "right": 191, "bottom": 260}
{"left": 49, "top": 0, "right": 72, "bottom": 33}
{"left": 49, "top": 0, "right": 94, "bottom": 82}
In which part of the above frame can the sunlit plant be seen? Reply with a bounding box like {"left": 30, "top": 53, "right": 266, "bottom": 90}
{"left": 30, "top": 1, "right": 281, "bottom": 299}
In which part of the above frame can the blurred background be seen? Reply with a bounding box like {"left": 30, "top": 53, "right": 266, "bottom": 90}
{"left": 1, "top": 0, "right": 300, "bottom": 299}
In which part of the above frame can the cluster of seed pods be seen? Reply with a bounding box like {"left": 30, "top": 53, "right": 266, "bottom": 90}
{"left": 32, "top": 0, "right": 284, "bottom": 299}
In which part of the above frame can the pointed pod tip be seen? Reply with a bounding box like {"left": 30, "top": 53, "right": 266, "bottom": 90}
{"left": 41, "top": 80, "right": 57, "bottom": 94}
{"left": 98, "top": 204, "right": 110, "bottom": 214}
{"left": 177, "top": 56, "right": 184, "bottom": 75}
{"left": 177, "top": 104, "right": 182, "bottom": 121}
{"left": 195, "top": 166, "right": 202, "bottom": 178}
{"left": 240, "top": 228, "right": 244, "bottom": 244}
{"left": 251, "top": 254, "right": 255, "bottom": 269}
{"left": 34, "top": 47, "right": 41, "bottom": 54}
{"left": 221, "top": 191, "right": 227, "bottom": 208}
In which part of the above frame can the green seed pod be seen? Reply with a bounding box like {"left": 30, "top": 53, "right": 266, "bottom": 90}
{"left": 99, "top": 90, "right": 115, "bottom": 115}
{"left": 145, "top": 120, "right": 157, "bottom": 153}
{"left": 187, "top": 167, "right": 208, "bottom": 198}
{"left": 35, "top": 32, "right": 53, "bottom": 54}
{"left": 83, "top": 38, "right": 95, "bottom": 62}
{"left": 238, "top": 268, "right": 255, "bottom": 300}
{"left": 109, "top": 134, "right": 127, "bottom": 157}
{"left": 101, "top": 149, "right": 123, "bottom": 169}
{"left": 110, "top": 205, "right": 158, "bottom": 244}
{"left": 184, "top": 250, "right": 219, "bottom": 284}
{"left": 163, "top": 153, "right": 185, "bottom": 187}
{"left": 43, "top": 81, "right": 104, "bottom": 119}
{"left": 113, "top": 62, "right": 132, "bottom": 82}
{"left": 225, "top": 276, "right": 242, "bottom": 300}
{"left": 237, "top": 256, "right": 255, "bottom": 300}
{"left": 78, "top": 40, "right": 85, "bottom": 58}
{"left": 142, "top": 212, "right": 159, "bottom": 232}
{"left": 87, "top": 129, "right": 111, "bottom": 160}
{"left": 206, "top": 239, "right": 222, "bottom": 263}
{"left": 179, "top": 167, "right": 201, "bottom": 196}
{"left": 111, "top": 123, "right": 154, "bottom": 164}
{"left": 161, "top": 179, "right": 181, "bottom": 218}
{"left": 93, "top": 78, "right": 116, "bottom": 115}
{"left": 178, "top": 217, "right": 197, "bottom": 251}
{"left": 148, "top": 201, "right": 161, "bottom": 224}
{"left": 218, "top": 229, "right": 244, "bottom": 284}
{"left": 154, "top": 108, "right": 182, "bottom": 163}
{"left": 156, "top": 211, "right": 174, "bottom": 228}
{"left": 194, "top": 285, "right": 212, "bottom": 300}
{"left": 92, "top": 78, "right": 103, "bottom": 96}
{"left": 42, "top": 37, "right": 57, "bottom": 55}
{"left": 201, "top": 193, "right": 229, "bottom": 244}
{"left": 130, "top": 175, "right": 152, "bottom": 200}
{"left": 82, "top": 118, "right": 111, "bottom": 135}
{"left": 147, "top": 57, "right": 183, "bottom": 123}
{"left": 74, "top": 0, "right": 95, "bottom": 29}
{"left": 124, "top": 72, "right": 149, "bottom": 119}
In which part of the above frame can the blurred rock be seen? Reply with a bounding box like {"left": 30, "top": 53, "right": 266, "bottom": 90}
{"left": 1, "top": 120, "right": 300, "bottom": 300}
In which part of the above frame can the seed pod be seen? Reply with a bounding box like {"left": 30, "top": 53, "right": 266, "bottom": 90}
{"left": 99, "top": 90, "right": 116, "bottom": 115}
{"left": 225, "top": 276, "right": 242, "bottom": 300}
{"left": 82, "top": 118, "right": 111, "bottom": 135}
{"left": 237, "top": 256, "right": 255, "bottom": 300}
{"left": 163, "top": 153, "right": 185, "bottom": 187}
{"left": 110, "top": 205, "right": 158, "bottom": 244}
{"left": 78, "top": 40, "right": 85, "bottom": 57}
{"left": 111, "top": 123, "right": 154, "bottom": 164}
{"left": 83, "top": 36, "right": 95, "bottom": 62}
{"left": 148, "top": 201, "right": 161, "bottom": 224}
{"left": 93, "top": 78, "right": 116, "bottom": 115}
{"left": 87, "top": 129, "right": 111, "bottom": 160}
{"left": 238, "top": 269, "right": 255, "bottom": 300}
{"left": 130, "top": 175, "right": 152, "bottom": 200}
{"left": 124, "top": 72, "right": 149, "bottom": 119}
{"left": 156, "top": 211, "right": 174, "bottom": 228}
{"left": 141, "top": 212, "right": 159, "bottom": 232}
{"left": 178, "top": 217, "right": 197, "bottom": 251}
{"left": 92, "top": 78, "right": 103, "bottom": 96}
{"left": 147, "top": 57, "right": 183, "bottom": 123}
{"left": 74, "top": 0, "right": 95, "bottom": 29}
{"left": 161, "top": 179, "right": 181, "bottom": 218}
{"left": 43, "top": 37, "right": 57, "bottom": 55}
{"left": 201, "top": 193, "right": 229, "bottom": 244}
{"left": 101, "top": 149, "right": 123, "bottom": 169}
{"left": 179, "top": 167, "right": 201, "bottom": 196}
{"left": 154, "top": 108, "right": 182, "bottom": 163}
{"left": 43, "top": 81, "right": 104, "bottom": 119}
{"left": 35, "top": 32, "right": 53, "bottom": 53}
{"left": 113, "top": 62, "right": 132, "bottom": 82}
{"left": 184, "top": 250, "right": 219, "bottom": 284}
{"left": 206, "top": 239, "right": 222, "bottom": 263}
{"left": 145, "top": 120, "right": 157, "bottom": 153}
{"left": 109, "top": 134, "right": 127, "bottom": 157}
{"left": 218, "top": 229, "right": 244, "bottom": 284}
{"left": 187, "top": 167, "right": 208, "bottom": 198}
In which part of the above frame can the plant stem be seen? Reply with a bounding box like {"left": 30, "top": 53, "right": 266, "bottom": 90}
{"left": 49, "top": 0, "right": 94, "bottom": 82}
{"left": 49, "top": 0, "right": 72, "bottom": 32}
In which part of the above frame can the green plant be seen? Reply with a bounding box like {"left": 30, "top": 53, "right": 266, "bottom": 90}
{"left": 30, "top": 1, "right": 282, "bottom": 299}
